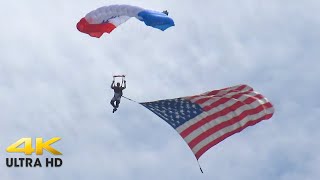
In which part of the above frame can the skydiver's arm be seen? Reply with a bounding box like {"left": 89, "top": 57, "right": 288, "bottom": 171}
{"left": 111, "top": 81, "right": 115, "bottom": 89}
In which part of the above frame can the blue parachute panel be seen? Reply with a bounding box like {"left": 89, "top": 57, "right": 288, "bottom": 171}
{"left": 138, "top": 10, "right": 175, "bottom": 31}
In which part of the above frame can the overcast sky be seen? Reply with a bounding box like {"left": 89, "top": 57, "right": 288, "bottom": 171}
{"left": 1, "top": 0, "right": 319, "bottom": 179}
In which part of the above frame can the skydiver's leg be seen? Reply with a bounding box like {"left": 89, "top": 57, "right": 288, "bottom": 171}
{"left": 115, "top": 100, "right": 120, "bottom": 108}
{"left": 110, "top": 99, "right": 116, "bottom": 108}
{"left": 111, "top": 100, "right": 117, "bottom": 113}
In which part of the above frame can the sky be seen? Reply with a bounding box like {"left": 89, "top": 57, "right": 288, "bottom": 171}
{"left": 1, "top": 0, "right": 320, "bottom": 179}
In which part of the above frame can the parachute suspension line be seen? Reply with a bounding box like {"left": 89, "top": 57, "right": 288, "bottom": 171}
{"left": 121, "top": 76, "right": 124, "bottom": 86}
{"left": 197, "top": 159, "right": 204, "bottom": 173}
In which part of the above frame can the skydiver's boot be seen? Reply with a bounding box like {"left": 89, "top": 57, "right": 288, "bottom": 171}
{"left": 112, "top": 100, "right": 120, "bottom": 113}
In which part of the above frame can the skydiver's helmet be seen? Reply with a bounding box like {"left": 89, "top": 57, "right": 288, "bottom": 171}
{"left": 117, "top": 82, "right": 120, "bottom": 87}
{"left": 162, "top": 10, "right": 169, "bottom": 15}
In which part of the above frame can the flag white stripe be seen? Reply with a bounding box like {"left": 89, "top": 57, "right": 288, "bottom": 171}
{"left": 189, "top": 85, "right": 253, "bottom": 103}
{"left": 191, "top": 107, "right": 274, "bottom": 154}
{"left": 197, "top": 91, "right": 264, "bottom": 108}
{"left": 213, "top": 85, "right": 252, "bottom": 97}
{"left": 184, "top": 100, "right": 272, "bottom": 144}
{"left": 176, "top": 95, "right": 267, "bottom": 134}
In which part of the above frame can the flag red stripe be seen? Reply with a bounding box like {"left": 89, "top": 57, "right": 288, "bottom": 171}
{"left": 201, "top": 93, "right": 264, "bottom": 111}
{"left": 193, "top": 87, "right": 256, "bottom": 105}
{"left": 207, "top": 84, "right": 249, "bottom": 96}
{"left": 187, "top": 102, "right": 273, "bottom": 149}
{"left": 189, "top": 85, "right": 249, "bottom": 104}
{"left": 195, "top": 113, "right": 273, "bottom": 159}
{"left": 180, "top": 95, "right": 264, "bottom": 138}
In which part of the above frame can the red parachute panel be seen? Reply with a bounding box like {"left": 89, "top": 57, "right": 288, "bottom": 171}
{"left": 76, "top": 18, "right": 116, "bottom": 38}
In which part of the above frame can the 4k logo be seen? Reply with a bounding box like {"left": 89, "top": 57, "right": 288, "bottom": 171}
{"left": 6, "top": 137, "right": 63, "bottom": 168}
{"left": 6, "top": 137, "right": 62, "bottom": 155}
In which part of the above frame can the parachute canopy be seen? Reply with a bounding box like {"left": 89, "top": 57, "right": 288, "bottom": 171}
{"left": 141, "top": 84, "right": 274, "bottom": 159}
{"left": 77, "top": 5, "right": 175, "bottom": 38}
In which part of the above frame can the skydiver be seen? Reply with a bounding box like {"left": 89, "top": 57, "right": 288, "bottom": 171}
{"left": 110, "top": 79, "right": 126, "bottom": 113}
{"left": 162, "top": 10, "right": 169, "bottom": 15}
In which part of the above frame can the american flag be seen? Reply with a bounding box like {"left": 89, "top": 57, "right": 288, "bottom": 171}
{"left": 141, "top": 84, "right": 274, "bottom": 159}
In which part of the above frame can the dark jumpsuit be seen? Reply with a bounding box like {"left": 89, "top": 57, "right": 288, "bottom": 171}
{"left": 111, "top": 86, "right": 125, "bottom": 109}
